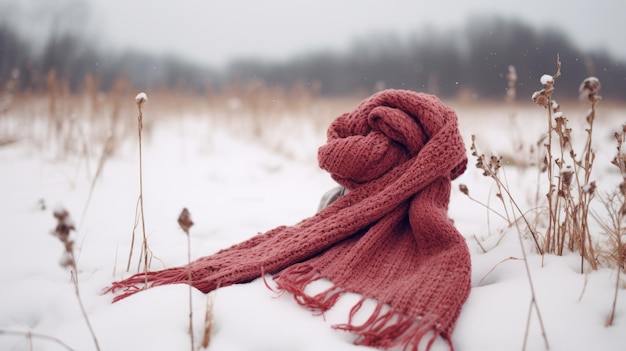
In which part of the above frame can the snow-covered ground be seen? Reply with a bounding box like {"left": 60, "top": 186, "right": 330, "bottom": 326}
{"left": 0, "top": 101, "right": 625, "bottom": 351}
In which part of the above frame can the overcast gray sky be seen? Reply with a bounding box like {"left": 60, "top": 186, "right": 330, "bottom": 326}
{"left": 2, "top": 0, "right": 625, "bottom": 67}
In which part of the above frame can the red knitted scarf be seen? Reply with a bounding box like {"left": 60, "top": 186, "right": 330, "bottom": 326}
{"left": 107, "top": 89, "right": 471, "bottom": 350}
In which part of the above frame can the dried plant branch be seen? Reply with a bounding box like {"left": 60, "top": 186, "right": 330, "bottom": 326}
{"left": 576, "top": 77, "right": 601, "bottom": 272}
{"left": 471, "top": 135, "right": 543, "bottom": 254}
{"left": 471, "top": 135, "right": 549, "bottom": 349}
{"left": 201, "top": 289, "right": 218, "bottom": 349}
{"left": 178, "top": 207, "right": 195, "bottom": 351}
{"left": 472, "top": 235, "right": 487, "bottom": 254}
{"left": 459, "top": 184, "right": 509, "bottom": 222}
{"left": 477, "top": 256, "right": 521, "bottom": 286}
{"left": 530, "top": 56, "right": 600, "bottom": 272}
{"left": 531, "top": 55, "right": 560, "bottom": 254}
{"left": 124, "top": 92, "right": 153, "bottom": 281}
{"left": 52, "top": 207, "right": 101, "bottom": 351}
{"left": 592, "top": 126, "right": 626, "bottom": 326}
{"left": 512, "top": 210, "right": 550, "bottom": 350}
{"left": 136, "top": 92, "right": 150, "bottom": 282}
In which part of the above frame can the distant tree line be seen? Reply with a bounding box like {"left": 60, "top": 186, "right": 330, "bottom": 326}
{"left": 1, "top": 16, "right": 625, "bottom": 101}
{"left": 0, "top": 24, "right": 215, "bottom": 94}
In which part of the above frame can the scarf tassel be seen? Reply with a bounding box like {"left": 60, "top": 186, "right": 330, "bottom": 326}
{"left": 105, "top": 265, "right": 213, "bottom": 302}
{"left": 274, "top": 263, "right": 454, "bottom": 351}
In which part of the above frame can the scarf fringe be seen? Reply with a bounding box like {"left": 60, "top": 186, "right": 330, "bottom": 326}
{"left": 274, "top": 264, "right": 454, "bottom": 351}
{"left": 107, "top": 262, "right": 455, "bottom": 350}
{"left": 274, "top": 263, "right": 346, "bottom": 314}
{"left": 104, "top": 267, "right": 193, "bottom": 302}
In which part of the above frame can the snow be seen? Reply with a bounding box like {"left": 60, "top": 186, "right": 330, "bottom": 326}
{"left": 540, "top": 74, "right": 554, "bottom": 86}
{"left": 531, "top": 91, "right": 540, "bottom": 100}
{"left": 135, "top": 92, "right": 148, "bottom": 104}
{"left": 1, "top": 103, "right": 625, "bottom": 351}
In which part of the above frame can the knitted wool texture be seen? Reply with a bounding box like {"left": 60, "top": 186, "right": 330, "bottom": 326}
{"left": 107, "top": 89, "right": 471, "bottom": 350}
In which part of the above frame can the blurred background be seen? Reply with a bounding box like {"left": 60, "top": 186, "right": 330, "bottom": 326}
{"left": 1, "top": 0, "right": 625, "bottom": 102}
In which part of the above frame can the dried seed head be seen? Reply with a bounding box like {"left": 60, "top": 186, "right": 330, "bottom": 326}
{"left": 554, "top": 114, "right": 565, "bottom": 125}
{"left": 579, "top": 77, "right": 601, "bottom": 95}
{"left": 52, "top": 206, "right": 75, "bottom": 241}
{"left": 579, "top": 77, "right": 601, "bottom": 102}
{"left": 533, "top": 69, "right": 560, "bottom": 108}
{"left": 459, "top": 184, "right": 469, "bottom": 196}
{"left": 135, "top": 92, "right": 148, "bottom": 108}
{"left": 178, "top": 208, "right": 194, "bottom": 235}
{"left": 560, "top": 165, "right": 574, "bottom": 188}
{"left": 532, "top": 90, "right": 550, "bottom": 109}
{"left": 613, "top": 130, "right": 626, "bottom": 174}
{"left": 51, "top": 206, "right": 76, "bottom": 268}
{"left": 489, "top": 151, "right": 502, "bottom": 171}
{"left": 583, "top": 181, "right": 596, "bottom": 195}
